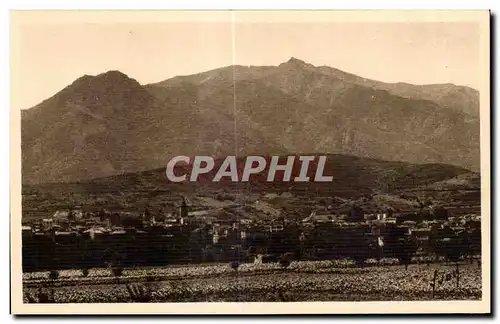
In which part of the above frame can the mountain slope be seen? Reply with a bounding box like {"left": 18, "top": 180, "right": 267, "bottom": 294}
{"left": 155, "top": 57, "right": 480, "bottom": 117}
{"left": 313, "top": 60, "right": 480, "bottom": 118}
{"left": 21, "top": 154, "right": 478, "bottom": 218}
{"left": 21, "top": 71, "right": 286, "bottom": 184}
{"left": 22, "top": 71, "right": 158, "bottom": 183}
{"left": 147, "top": 58, "right": 480, "bottom": 171}
{"left": 21, "top": 58, "right": 480, "bottom": 184}
{"left": 82, "top": 154, "right": 474, "bottom": 195}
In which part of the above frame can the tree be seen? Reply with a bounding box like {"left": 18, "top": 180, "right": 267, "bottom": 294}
{"left": 67, "top": 210, "right": 75, "bottom": 222}
{"left": 279, "top": 259, "right": 291, "bottom": 269}
{"left": 122, "top": 216, "right": 143, "bottom": 229}
{"left": 103, "top": 248, "right": 125, "bottom": 278}
{"left": 345, "top": 227, "right": 372, "bottom": 267}
{"left": 432, "top": 231, "right": 468, "bottom": 289}
{"left": 398, "top": 237, "right": 418, "bottom": 270}
{"left": 156, "top": 209, "right": 165, "bottom": 222}
{"left": 230, "top": 260, "right": 240, "bottom": 272}
{"left": 81, "top": 268, "right": 90, "bottom": 277}
{"left": 111, "top": 267, "right": 124, "bottom": 277}
{"left": 463, "top": 228, "right": 481, "bottom": 263}
{"left": 433, "top": 206, "right": 449, "bottom": 220}
{"left": 349, "top": 205, "right": 365, "bottom": 222}
{"left": 268, "top": 226, "right": 301, "bottom": 256}
{"left": 244, "top": 232, "right": 269, "bottom": 255}
{"left": 80, "top": 249, "right": 92, "bottom": 272}
{"left": 383, "top": 224, "right": 418, "bottom": 270}
{"left": 26, "top": 288, "right": 55, "bottom": 303}
{"left": 126, "top": 283, "right": 155, "bottom": 302}
{"left": 143, "top": 207, "right": 151, "bottom": 222}
{"left": 279, "top": 252, "right": 294, "bottom": 269}
{"left": 48, "top": 270, "right": 60, "bottom": 280}
{"left": 98, "top": 208, "right": 107, "bottom": 222}
{"left": 434, "top": 234, "right": 467, "bottom": 265}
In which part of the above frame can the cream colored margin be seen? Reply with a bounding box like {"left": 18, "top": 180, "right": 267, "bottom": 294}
{"left": 10, "top": 10, "right": 491, "bottom": 315}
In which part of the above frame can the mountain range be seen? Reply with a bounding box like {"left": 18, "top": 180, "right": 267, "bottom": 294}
{"left": 21, "top": 58, "right": 480, "bottom": 184}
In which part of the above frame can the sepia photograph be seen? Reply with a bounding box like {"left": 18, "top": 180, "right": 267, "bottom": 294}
{"left": 10, "top": 10, "right": 490, "bottom": 314}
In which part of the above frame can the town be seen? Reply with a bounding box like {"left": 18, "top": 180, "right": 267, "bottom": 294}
{"left": 21, "top": 196, "right": 482, "bottom": 273}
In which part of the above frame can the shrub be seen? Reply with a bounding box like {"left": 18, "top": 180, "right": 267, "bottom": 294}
{"left": 279, "top": 259, "right": 291, "bottom": 269}
{"left": 126, "top": 283, "right": 154, "bottom": 302}
{"left": 26, "top": 288, "right": 55, "bottom": 303}
{"left": 48, "top": 270, "right": 59, "bottom": 280}
{"left": 111, "top": 267, "right": 124, "bottom": 277}
{"left": 216, "top": 192, "right": 236, "bottom": 201}
{"left": 81, "top": 268, "right": 90, "bottom": 277}
{"left": 230, "top": 261, "right": 240, "bottom": 271}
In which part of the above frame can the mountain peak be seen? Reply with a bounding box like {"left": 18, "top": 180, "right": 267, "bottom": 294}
{"left": 90, "top": 70, "right": 138, "bottom": 85}
{"left": 97, "top": 70, "right": 131, "bottom": 80}
{"left": 70, "top": 70, "right": 141, "bottom": 91}
{"left": 280, "top": 57, "right": 315, "bottom": 70}
{"left": 288, "top": 57, "right": 306, "bottom": 64}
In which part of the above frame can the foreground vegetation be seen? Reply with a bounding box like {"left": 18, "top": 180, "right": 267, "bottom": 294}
{"left": 23, "top": 260, "right": 481, "bottom": 303}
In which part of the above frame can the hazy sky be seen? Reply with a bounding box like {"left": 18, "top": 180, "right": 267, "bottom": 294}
{"left": 12, "top": 17, "right": 481, "bottom": 111}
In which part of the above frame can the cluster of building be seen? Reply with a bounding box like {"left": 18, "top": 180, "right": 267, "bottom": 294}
{"left": 22, "top": 196, "right": 481, "bottom": 252}
{"left": 20, "top": 196, "right": 482, "bottom": 272}
{"left": 304, "top": 206, "right": 480, "bottom": 244}
{"left": 22, "top": 199, "right": 252, "bottom": 246}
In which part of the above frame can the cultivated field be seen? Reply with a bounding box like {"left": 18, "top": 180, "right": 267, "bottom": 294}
{"left": 23, "top": 261, "right": 482, "bottom": 303}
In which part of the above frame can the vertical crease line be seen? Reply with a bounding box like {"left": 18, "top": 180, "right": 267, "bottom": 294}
{"left": 231, "top": 10, "right": 241, "bottom": 291}
{"left": 231, "top": 10, "right": 237, "bottom": 158}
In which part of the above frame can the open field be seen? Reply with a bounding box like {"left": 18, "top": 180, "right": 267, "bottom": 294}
{"left": 23, "top": 261, "right": 481, "bottom": 303}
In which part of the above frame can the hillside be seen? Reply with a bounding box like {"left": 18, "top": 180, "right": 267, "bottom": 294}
{"left": 21, "top": 58, "right": 480, "bottom": 184}
{"left": 155, "top": 57, "right": 479, "bottom": 117}
{"left": 22, "top": 154, "right": 478, "bottom": 219}
{"left": 21, "top": 71, "right": 285, "bottom": 184}
{"left": 148, "top": 58, "right": 479, "bottom": 170}
{"left": 84, "top": 154, "right": 474, "bottom": 193}
{"left": 313, "top": 61, "right": 480, "bottom": 118}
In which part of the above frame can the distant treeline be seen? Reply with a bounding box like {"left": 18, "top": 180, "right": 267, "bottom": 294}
{"left": 22, "top": 223, "right": 481, "bottom": 272}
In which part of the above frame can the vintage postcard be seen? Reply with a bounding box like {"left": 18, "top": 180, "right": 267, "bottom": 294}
{"left": 10, "top": 10, "right": 491, "bottom": 315}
